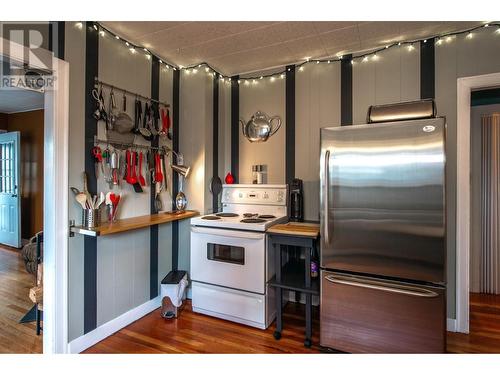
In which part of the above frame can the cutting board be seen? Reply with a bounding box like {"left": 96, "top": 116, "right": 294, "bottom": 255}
{"left": 267, "top": 222, "right": 320, "bottom": 238}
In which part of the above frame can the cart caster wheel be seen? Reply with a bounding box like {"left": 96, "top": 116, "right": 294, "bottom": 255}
{"left": 304, "top": 339, "right": 312, "bottom": 348}
{"left": 273, "top": 331, "right": 281, "bottom": 340}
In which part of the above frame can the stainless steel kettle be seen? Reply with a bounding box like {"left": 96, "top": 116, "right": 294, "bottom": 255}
{"left": 240, "top": 111, "right": 282, "bottom": 142}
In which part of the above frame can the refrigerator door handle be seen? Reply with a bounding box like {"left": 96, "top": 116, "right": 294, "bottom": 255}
{"left": 324, "top": 274, "right": 439, "bottom": 298}
{"left": 323, "top": 149, "right": 331, "bottom": 245}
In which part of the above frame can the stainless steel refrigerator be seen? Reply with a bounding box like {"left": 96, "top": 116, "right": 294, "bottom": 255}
{"left": 320, "top": 101, "right": 446, "bottom": 353}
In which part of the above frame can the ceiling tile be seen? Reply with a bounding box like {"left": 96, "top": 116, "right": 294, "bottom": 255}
{"left": 178, "top": 24, "right": 284, "bottom": 60}
{"left": 102, "top": 21, "right": 188, "bottom": 40}
{"left": 281, "top": 35, "right": 328, "bottom": 60}
{"left": 319, "top": 26, "right": 360, "bottom": 52}
{"left": 313, "top": 21, "right": 359, "bottom": 34}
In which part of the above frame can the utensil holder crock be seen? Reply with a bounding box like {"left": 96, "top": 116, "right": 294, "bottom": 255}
{"left": 82, "top": 208, "right": 101, "bottom": 228}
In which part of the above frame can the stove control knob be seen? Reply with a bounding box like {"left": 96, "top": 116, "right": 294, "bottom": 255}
{"left": 239, "top": 193, "right": 243, "bottom": 198}
{"left": 263, "top": 192, "right": 269, "bottom": 199}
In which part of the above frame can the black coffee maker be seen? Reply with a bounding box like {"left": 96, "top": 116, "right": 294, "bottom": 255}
{"left": 289, "top": 178, "right": 304, "bottom": 222}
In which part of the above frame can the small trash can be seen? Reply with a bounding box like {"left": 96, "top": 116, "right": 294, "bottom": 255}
{"left": 160, "top": 270, "right": 188, "bottom": 319}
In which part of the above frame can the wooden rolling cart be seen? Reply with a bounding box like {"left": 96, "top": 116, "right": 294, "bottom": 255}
{"left": 267, "top": 223, "right": 320, "bottom": 348}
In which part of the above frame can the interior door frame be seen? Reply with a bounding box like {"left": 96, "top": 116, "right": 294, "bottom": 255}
{"left": 0, "top": 36, "right": 69, "bottom": 353}
{"left": 456, "top": 72, "right": 500, "bottom": 334}
{"left": 0, "top": 131, "right": 21, "bottom": 248}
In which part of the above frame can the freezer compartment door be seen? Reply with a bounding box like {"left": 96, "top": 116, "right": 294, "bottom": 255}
{"left": 320, "top": 271, "right": 446, "bottom": 353}
{"left": 320, "top": 118, "right": 446, "bottom": 283}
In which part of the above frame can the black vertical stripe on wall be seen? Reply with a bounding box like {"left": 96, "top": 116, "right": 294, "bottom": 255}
{"left": 285, "top": 65, "right": 295, "bottom": 185}
{"left": 341, "top": 54, "right": 353, "bottom": 126}
{"left": 150, "top": 56, "right": 160, "bottom": 299}
{"left": 83, "top": 21, "right": 99, "bottom": 334}
{"left": 172, "top": 69, "right": 180, "bottom": 271}
{"left": 420, "top": 38, "right": 435, "bottom": 100}
{"left": 48, "top": 22, "right": 65, "bottom": 59}
{"left": 57, "top": 22, "right": 65, "bottom": 60}
{"left": 212, "top": 73, "right": 220, "bottom": 213}
{"left": 230, "top": 75, "right": 239, "bottom": 183}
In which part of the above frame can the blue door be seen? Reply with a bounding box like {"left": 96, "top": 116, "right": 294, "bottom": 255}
{"left": 0, "top": 131, "right": 21, "bottom": 248}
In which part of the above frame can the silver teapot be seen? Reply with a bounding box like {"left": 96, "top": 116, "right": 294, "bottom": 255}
{"left": 240, "top": 111, "right": 282, "bottom": 142}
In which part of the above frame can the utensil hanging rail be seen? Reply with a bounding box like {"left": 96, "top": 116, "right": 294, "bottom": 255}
{"left": 93, "top": 135, "right": 171, "bottom": 153}
{"left": 94, "top": 77, "right": 170, "bottom": 108}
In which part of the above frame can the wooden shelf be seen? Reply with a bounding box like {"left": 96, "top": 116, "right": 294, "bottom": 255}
{"left": 70, "top": 210, "right": 199, "bottom": 237}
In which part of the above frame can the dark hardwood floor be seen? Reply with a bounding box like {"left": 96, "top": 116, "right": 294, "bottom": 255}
{"left": 86, "top": 292, "right": 500, "bottom": 354}
{"left": 447, "top": 293, "right": 500, "bottom": 353}
{"left": 0, "top": 245, "right": 42, "bottom": 353}
{"left": 85, "top": 300, "right": 320, "bottom": 354}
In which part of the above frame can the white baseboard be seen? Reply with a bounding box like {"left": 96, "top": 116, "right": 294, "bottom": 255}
{"left": 68, "top": 296, "right": 161, "bottom": 354}
{"left": 447, "top": 318, "right": 457, "bottom": 332}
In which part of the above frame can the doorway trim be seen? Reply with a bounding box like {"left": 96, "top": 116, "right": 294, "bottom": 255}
{"left": 456, "top": 72, "right": 500, "bottom": 334}
{"left": 0, "top": 36, "right": 69, "bottom": 353}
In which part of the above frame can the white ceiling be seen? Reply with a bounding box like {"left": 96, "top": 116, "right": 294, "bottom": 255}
{"left": 101, "top": 21, "right": 483, "bottom": 75}
{"left": 0, "top": 88, "right": 44, "bottom": 114}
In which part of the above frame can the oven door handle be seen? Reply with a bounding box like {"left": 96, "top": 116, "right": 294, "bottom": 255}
{"left": 191, "top": 226, "right": 265, "bottom": 240}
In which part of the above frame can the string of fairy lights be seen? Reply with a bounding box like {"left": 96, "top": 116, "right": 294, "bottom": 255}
{"left": 74, "top": 21, "right": 500, "bottom": 85}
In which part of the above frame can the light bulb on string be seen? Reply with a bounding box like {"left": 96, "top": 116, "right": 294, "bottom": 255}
{"left": 316, "top": 61, "right": 320, "bottom": 64}
{"left": 436, "top": 38, "right": 443, "bottom": 45}
{"left": 205, "top": 67, "right": 209, "bottom": 72}
{"left": 362, "top": 56, "right": 369, "bottom": 62}
{"left": 270, "top": 76, "right": 275, "bottom": 82}
{"left": 372, "top": 54, "right": 379, "bottom": 61}
{"left": 299, "top": 66, "right": 304, "bottom": 71}
{"left": 407, "top": 43, "right": 415, "bottom": 51}
{"left": 145, "top": 54, "right": 151, "bottom": 60}
{"left": 99, "top": 30, "right": 105, "bottom": 37}
{"left": 280, "top": 74, "right": 285, "bottom": 79}
{"left": 125, "top": 42, "right": 130, "bottom": 47}
{"left": 115, "top": 35, "right": 120, "bottom": 40}
{"left": 260, "top": 76, "right": 263, "bottom": 80}
{"left": 93, "top": 24, "right": 98, "bottom": 31}
{"left": 75, "top": 22, "right": 83, "bottom": 29}
{"left": 445, "top": 36, "right": 453, "bottom": 43}
{"left": 467, "top": 32, "right": 473, "bottom": 39}
{"left": 244, "top": 80, "right": 249, "bottom": 86}
{"left": 238, "top": 80, "right": 241, "bottom": 84}
{"left": 129, "top": 47, "right": 135, "bottom": 54}
{"left": 423, "top": 39, "right": 427, "bottom": 43}
{"left": 327, "top": 60, "right": 331, "bottom": 64}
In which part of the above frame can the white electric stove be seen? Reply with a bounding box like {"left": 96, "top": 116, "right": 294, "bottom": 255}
{"left": 190, "top": 184, "right": 288, "bottom": 329}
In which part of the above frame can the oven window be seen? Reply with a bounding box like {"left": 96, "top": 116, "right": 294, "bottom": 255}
{"left": 207, "top": 243, "right": 245, "bottom": 265}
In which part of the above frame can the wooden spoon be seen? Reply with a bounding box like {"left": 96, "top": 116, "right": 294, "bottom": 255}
{"left": 75, "top": 192, "right": 88, "bottom": 209}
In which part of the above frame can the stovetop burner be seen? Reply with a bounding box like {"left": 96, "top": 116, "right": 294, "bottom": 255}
{"left": 240, "top": 218, "right": 267, "bottom": 223}
{"left": 201, "top": 215, "right": 221, "bottom": 220}
{"left": 258, "top": 215, "right": 276, "bottom": 219}
{"left": 243, "top": 213, "right": 258, "bottom": 218}
{"left": 215, "top": 213, "right": 239, "bottom": 217}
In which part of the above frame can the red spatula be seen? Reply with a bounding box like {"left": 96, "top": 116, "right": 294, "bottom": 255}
{"left": 138, "top": 151, "right": 146, "bottom": 187}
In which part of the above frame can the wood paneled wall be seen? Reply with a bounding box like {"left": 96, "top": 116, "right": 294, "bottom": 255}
{"left": 1, "top": 110, "right": 44, "bottom": 239}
